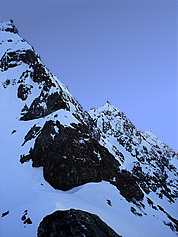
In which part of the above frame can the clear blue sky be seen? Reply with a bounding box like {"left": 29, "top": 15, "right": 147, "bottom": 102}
{"left": 0, "top": 0, "right": 177, "bottom": 151}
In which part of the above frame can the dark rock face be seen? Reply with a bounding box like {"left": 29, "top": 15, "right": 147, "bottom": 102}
{"left": 113, "top": 169, "right": 144, "bottom": 202}
{"left": 21, "top": 92, "right": 67, "bottom": 120}
{"left": 37, "top": 209, "right": 122, "bottom": 237}
{"left": 30, "top": 120, "right": 144, "bottom": 202}
{"left": 31, "top": 121, "right": 115, "bottom": 188}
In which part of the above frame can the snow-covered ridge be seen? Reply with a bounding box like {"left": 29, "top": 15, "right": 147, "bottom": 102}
{"left": 89, "top": 102, "right": 178, "bottom": 204}
{"left": 0, "top": 21, "right": 177, "bottom": 237}
{"left": 0, "top": 20, "right": 98, "bottom": 137}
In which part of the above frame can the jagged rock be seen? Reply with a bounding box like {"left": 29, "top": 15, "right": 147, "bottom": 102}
{"left": 1, "top": 211, "right": 9, "bottom": 217}
{"left": 37, "top": 209, "right": 122, "bottom": 237}
{"left": 113, "top": 169, "right": 144, "bottom": 201}
{"left": 22, "top": 124, "right": 41, "bottom": 146}
{"left": 21, "top": 91, "right": 67, "bottom": 120}
{"left": 30, "top": 120, "right": 143, "bottom": 201}
{"left": 89, "top": 103, "right": 178, "bottom": 202}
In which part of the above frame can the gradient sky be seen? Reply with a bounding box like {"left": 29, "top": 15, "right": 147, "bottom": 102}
{"left": 0, "top": 0, "right": 177, "bottom": 151}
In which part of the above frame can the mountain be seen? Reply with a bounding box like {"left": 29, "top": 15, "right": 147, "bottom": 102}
{"left": 89, "top": 102, "right": 177, "bottom": 203}
{"left": 0, "top": 20, "right": 177, "bottom": 237}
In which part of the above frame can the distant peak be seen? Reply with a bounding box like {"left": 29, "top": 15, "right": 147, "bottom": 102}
{"left": 89, "top": 101, "right": 112, "bottom": 112}
{"left": 90, "top": 101, "right": 120, "bottom": 115}
{"left": 0, "top": 20, "right": 18, "bottom": 34}
{"left": 101, "top": 101, "right": 117, "bottom": 111}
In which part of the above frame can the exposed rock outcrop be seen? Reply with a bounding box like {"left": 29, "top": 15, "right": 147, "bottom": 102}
{"left": 37, "top": 209, "right": 122, "bottom": 237}
{"left": 30, "top": 120, "right": 144, "bottom": 202}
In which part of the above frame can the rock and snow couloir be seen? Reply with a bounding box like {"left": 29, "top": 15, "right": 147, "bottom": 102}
{"left": 0, "top": 21, "right": 177, "bottom": 237}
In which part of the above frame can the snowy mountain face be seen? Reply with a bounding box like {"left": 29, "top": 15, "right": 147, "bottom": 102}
{"left": 89, "top": 102, "right": 177, "bottom": 203}
{"left": 0, "top": 21, "right": 177, "bottom": 237}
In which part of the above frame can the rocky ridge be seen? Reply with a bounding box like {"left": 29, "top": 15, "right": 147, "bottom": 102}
{"left": 89, "top": 102, "right": 178, "bottom": 203}
{"left": 0, "top": 21, "right": 177, "bottom": 236}
{"left": 0, "top": 20, "right": 143, "bottom": 202}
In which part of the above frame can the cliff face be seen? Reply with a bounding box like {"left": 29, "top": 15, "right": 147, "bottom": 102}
{"left": 0, "top": 21, "right": 177, "bottom": 237}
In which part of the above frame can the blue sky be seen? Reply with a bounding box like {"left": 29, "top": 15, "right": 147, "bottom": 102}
{"left": 0, "top": 0, "right": 177, "bottom": 150}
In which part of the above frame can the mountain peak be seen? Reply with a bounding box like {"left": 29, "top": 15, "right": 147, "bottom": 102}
{"left": 0, "top": 20, "right": 18, "bottom": 34}
{"left": 90, "top": 102, "right": 119, "bottom": 116}
{"left": 101, "top": 101, "right": 120, "bottom": 112}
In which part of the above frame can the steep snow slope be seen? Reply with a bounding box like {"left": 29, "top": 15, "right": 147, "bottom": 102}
{"left": 0, "top": 21, "right": 177, "bottom": 237}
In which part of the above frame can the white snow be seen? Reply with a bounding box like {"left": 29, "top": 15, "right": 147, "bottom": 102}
{"left": 0, "top": 31, "right": 32, "bottom": 59}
